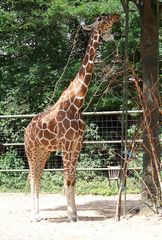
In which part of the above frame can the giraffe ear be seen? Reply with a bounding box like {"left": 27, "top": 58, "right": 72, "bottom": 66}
{"left": 81, "top": 17, "right": 103, "bottom": 31}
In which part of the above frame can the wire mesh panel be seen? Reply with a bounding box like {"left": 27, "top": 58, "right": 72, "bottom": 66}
{"left": 0, "top": 111, "right": 161, "bottom": 172}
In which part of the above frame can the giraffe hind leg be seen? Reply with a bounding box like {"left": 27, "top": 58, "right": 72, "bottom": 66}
{"left": 27, "top": 148, "right": 50, "bottom": 222}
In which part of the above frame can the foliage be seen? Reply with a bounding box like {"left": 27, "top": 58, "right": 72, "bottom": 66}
{"left": 0, "top": 170, "right": 141, "bottom": 195}
{"left": 0, "top": 0, "right": 141, "bottom": 116}
{"left": 76, "top": 177, "right": 117, "bottom": 195}
{"left": 0, "top": 150, "right": 26, "bottom": 190}
{"left": 76, "top": 177, "right": 141, "bottom": 195}
{"left": 0, "top": 150, "right": 25, "bottom": 169}
{"left": 41, "top": 171, "right": 64, "bottom": 193}
{"left": 77, "top": 123, "right": 117, "bottom": 180}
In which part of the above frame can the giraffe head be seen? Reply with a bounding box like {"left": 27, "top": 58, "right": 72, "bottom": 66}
{"left": 82, "top": 14, "right": 119, "bottom": 40}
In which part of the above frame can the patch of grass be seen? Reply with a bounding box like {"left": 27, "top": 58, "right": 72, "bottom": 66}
{"left": 0, "top": 171, "right": 141, "bottom": 195}
{"left": 0, "top": 172, "right": 28, "bottom": 192}
{"left": 41, "top": 172, "right": 64, "bottom": 193}
{"left": 126, "top": 177, "right": 141, "bottom": 194}
{"left": 76, "top": 177, "right": 118, "bottom": 196}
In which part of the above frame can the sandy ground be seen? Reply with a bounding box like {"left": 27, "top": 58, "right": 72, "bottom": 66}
{"left": 0, "top": 193, "right": 161, "bottom": 240}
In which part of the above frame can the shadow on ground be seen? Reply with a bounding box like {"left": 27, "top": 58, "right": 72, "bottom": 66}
{"left": 41, "top": 198, "right": 141, "bottom": 223}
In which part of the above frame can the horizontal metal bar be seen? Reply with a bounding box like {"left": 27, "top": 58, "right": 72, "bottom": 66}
{"left": 3, "top": 139, "right": 144, "bottom": 146}
{"left": 3, "top": 138, "right": 162, "bottom": 146}
{"left": 0, "top": 169, "right": 29, "bottom": 172}
{"left": 83, "top": 140, "right": 143, "bottom": 144}
{"left": 3, "top": 143, "right": 25, "bottom": 146}
{"left": 0, "top": 167, "right": 142, "bottom": 173}
{"left": 0, "top": 110, "right": 144, "bottom": 119}
{"left": 82, "top": 110, "right": 143, "bottom": 115}
{"left": 0, "top": 114, "right": 36, "bottom": 119}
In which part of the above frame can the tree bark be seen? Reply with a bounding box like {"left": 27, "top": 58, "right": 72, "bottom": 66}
{"left": 139, "top": 0, "right": 161, "bottom": 211}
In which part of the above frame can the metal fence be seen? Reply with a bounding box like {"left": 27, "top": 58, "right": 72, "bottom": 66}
{"left": 0, "top": 110, "right": 161, "bottom": 172}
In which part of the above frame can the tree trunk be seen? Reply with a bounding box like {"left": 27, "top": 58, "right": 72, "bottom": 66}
{"left": 139, "top": 0, "right": 161, "bottom": 211}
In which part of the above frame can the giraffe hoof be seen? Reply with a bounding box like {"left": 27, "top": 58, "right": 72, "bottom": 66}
{"left": 31, "top": 214, "right": 43, "bottom": 223}
{"left": 67, "top": 216, "right": 78, "bottom": 223}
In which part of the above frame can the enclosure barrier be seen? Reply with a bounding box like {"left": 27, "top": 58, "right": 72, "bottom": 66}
{"left": 0, "top": 110, "right": 161, "bottom": 173}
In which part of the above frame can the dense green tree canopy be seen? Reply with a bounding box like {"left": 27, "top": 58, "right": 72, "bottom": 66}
{"left": 0, "top": 0, "right": 140, "bottom": 115}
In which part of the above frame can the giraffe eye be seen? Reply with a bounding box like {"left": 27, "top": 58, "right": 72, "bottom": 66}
{"left": 97, "top": 17, "right": 102, "bottom": 22}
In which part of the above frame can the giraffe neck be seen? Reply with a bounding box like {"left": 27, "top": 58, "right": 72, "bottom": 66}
{"left": 71, "top": 29, "right": 100, "bottom": 108}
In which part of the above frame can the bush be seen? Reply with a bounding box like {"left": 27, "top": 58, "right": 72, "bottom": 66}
{"left": 0, "top": 150, "right": 27, "bottom": 191}
{"left": 0, "top": 150, "right": 25, "bottom": 169}
{"left": 76, "top": 177, "right": 118, "bottom": 196}
{"left": 41, "top": 171, "right": 64, "bottom": 193}
{"left": 77, "top": 123, "right": 116, "bottom": 180}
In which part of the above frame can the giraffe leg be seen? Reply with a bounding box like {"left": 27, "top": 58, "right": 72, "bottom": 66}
{"left": 29, "top": 169, "right": 42, "bottom": 222}
{"left": 27, "top": 148, "right": 49, "bottom": 222}
{"left": 64, "top": 175, "right": 77, "bottom": 222}
{"left": 63, "top": 143, "right": 81, "bottom": 222}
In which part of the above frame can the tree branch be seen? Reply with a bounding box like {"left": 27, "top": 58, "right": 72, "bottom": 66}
{"left": 120, "top": 0, "right": 127, "bottom": 13}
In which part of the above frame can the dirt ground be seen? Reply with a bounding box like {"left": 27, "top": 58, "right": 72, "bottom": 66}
{"left": 0, "top": 193, "right": 161, "bottom": 240}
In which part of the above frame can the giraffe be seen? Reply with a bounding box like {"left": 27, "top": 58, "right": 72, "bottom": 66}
{"left": 24, "top": 14, "right": 119, "bottom": 222}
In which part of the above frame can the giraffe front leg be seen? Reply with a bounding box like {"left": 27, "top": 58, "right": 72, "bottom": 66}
{"left": 63, "top": 151, "right": 78, "bottom": 222}
{"left": 64, "top": 177, "right": 77, "bottom": 222}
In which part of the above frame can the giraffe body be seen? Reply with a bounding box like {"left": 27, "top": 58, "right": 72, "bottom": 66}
{"left": 24, "top": 14, "right": 119, "bottom": 222}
